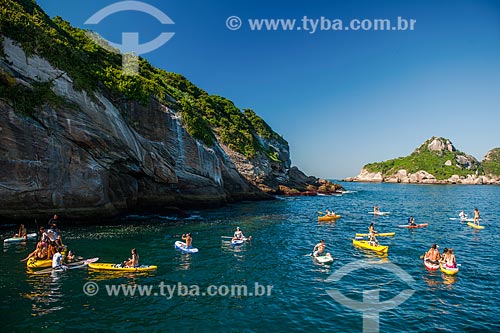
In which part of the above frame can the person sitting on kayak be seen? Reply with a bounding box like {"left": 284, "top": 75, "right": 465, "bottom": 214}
{"left": 444, "top": 248, "right": 457, "bottom": 268}
{"left": 123, "top": 248, "right": 139, "bottom": 268}
{"left": 313, "top": 240, "right": 326, "bottom": 257}
{"left": 440, "top": 248, "right": 448, "bottom": 263}
{"left": 52, "top": 247, "right": 67, "bottom": 270}
{"left": 182, "top": 233, "right": 193, "bottom": 248}
{"left": 368, "top": 223, "right": 378, "bottom": 245}
{"left": 473, "top": 208, "right": 480, "bottom": 226}
{"left": 459, "top": 210, "right": 467, "bottom": 220}
{"left": 425, "top": 244, "right": 440, "bottom": 264}
{"left": 407, "top": 216, "right": 416, "bottom": 226}
{"left": 233, "top": 227, "right": 245, "bottom": 240}
{"left": 14, "top": 224, "right": 27, "bottom": 239}
{"left": 373, "top": 206, "right": 380, "bottom": 214}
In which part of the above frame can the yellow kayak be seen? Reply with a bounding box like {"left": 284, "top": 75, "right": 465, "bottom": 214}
{"left": 467, "top": 222, "right": 485, "bottom": 229}
{"left": 352, "top": 239, "right": 389, "bottom": 253}
{"left": 27, "top": 258, "right": 52, "bottom": 269}
{"left": 88, "top": 263, "right": 157, "bottom": 272}
{"left": 355, "top": 232, "right": 395, "bottom": 237}
{"left": 318, "top": 215, "right": 341, "bottom": 221}
{"left": 440, "top": 263, "right": 459, "bottom": 275}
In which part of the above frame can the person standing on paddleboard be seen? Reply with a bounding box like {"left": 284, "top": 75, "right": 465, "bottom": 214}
{"left": 473, "top": 208, "right": 480, "bottom": 226}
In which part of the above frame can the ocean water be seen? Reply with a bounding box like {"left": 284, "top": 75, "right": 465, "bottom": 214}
{"left": 1, "top": 182, "right": 499, "bottom": 332}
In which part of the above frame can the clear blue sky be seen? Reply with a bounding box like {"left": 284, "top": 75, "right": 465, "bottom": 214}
{"left": 36, "top": 0, "right": 500, "bottom": 179}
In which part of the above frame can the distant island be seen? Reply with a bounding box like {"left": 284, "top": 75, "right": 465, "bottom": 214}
{"left": 345, "top": 137, "right": 500, "bottom": 185}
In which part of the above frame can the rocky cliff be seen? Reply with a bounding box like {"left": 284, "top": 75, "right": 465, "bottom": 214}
{"left": 0, "top": 1, "right": 340, "bottom": 221}
{"left": 346, "top": 137, "right": 500, "bottom": 185}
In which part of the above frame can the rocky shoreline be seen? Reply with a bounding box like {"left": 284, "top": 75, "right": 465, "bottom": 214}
{"left": 345, "top": 168, "right": 500, "bottom": 185}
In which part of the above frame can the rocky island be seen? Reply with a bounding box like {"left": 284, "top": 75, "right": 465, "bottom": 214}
{"left": 345, "top": 137, "right": 500, "bottom": 185}
{"left": 0, "top": 0, "right": 342, "bottom": 222}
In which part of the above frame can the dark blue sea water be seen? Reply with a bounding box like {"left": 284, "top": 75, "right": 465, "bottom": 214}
{"left": 1, "top": 182, "right": 499, "bottom": 332}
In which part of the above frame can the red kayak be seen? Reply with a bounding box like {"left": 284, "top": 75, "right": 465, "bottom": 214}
{"left": 423, "top": 257, "right": 439, "bottom": 271}
{"left": 398, "top": 223, "right": 428, "bottom": 229}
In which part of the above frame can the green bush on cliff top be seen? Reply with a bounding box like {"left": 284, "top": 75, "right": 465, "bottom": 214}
{"left": 482, "top": 148, "right": 500, "bottom": 176}
{"left": 0, "top": 0, "right": 285, "bottom": 159}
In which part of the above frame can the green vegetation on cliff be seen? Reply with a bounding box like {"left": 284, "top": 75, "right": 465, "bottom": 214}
{"left": 0, "top": 0, "right": 285, "bottom": 158}
{"left": 482, "top": 148, "right": 500, "bottom": 176}
{"left": 365, "top": 137, "right": 482, "bottom": 180}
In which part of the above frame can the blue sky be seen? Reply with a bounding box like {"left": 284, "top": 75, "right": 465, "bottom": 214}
{"left": 36, "top": 0, "right": 500, "bottom": 179}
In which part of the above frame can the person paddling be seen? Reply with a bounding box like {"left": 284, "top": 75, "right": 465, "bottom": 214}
{"left": 368, "top": 223, "right": 378, "bottom": 246}
{"left": 313, "top": 240, "right": 326, "bottom": 257}
{"left": 408, "top": 215, "right": 416, "bottom": 226}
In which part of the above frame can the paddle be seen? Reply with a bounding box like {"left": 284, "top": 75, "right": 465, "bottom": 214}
{"left": 317, "top": 211, "right": 324, "bottom": 215}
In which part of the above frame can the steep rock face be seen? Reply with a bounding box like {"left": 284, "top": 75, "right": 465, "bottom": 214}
{"left": 347, "top": 137, "right": 500, "bottom": 185}
{"left": 0, "top": 37, "right": 325, "bottom": 221}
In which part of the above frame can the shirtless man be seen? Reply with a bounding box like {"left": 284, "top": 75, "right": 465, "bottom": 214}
{"left": 313, "top": 240, "right": 326, "bottom": 257}
{"left": 473, "top": 208, "right": 480, "bottom": 226}
{"left": 182, "top": 233, "right": 193, "bottom": 248}
{"left": 425, "top": 244, "right": 440, "bottom": 264}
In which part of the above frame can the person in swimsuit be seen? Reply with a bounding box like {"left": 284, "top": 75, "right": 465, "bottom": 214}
{"left": 458, "top": 210, "right": 467, "bottom": 220}
{"left": 425, "top": 243, "right": 440, "bottom": 264}
{"left": 123, "top": 248, "right": 139, "bottom": 268}
{"left": 182, "top": 233, "right": 193, "bottom": 248}
{"left": 373, "top": 206, "right": 380, "bottom": 214}
{"left": 313, "top": 240, "right": 326, "bottom": 257}
{"left": 473, "top": 208, "right": 480, "bottom": 226}
{"left": 14, "top": 224, "right": 27, "bottom": 239}
{"left": 368, "top": 223, "right": 378, "bottom": 245}
{"left": 445, "top": 248, "right": 457, "bottom": 268}
{"left": 232, "top": 227, "right": 245, "bottom": 240}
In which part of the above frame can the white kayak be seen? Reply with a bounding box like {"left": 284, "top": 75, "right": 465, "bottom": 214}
{"left": 231, "top": 239, "right": 245, "bottom": 246}
{"left": 174, "top": 241, "right": 199, "bottom": 253}
{"left": 32, "top": 257, "right": 99, "bottom": 275}
{"left": 313, "top": 253, "right": 334, "bottom": 264}
{"left": 4, "top": 232, "right": 37, "bottom": 243}
{"left": 368, "top": 212, "right": 390, "bottom": 216}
